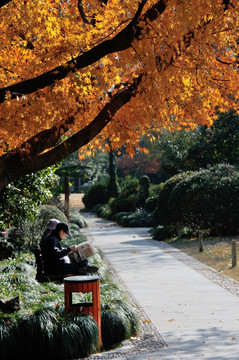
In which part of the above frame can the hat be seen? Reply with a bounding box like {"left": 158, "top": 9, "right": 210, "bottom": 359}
{"left": 46, "top": 219, "right": 60, "bottom": 230}
{"left": 55, "top": 222, "right": 72, "bottom": 237}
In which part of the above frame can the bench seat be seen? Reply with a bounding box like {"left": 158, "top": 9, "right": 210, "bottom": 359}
{"left": 33, "top": 246, "right": 73, "bottom": 283}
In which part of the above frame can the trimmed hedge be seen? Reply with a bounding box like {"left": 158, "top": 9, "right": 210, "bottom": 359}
{"left": 155, "top": 164, "right": 239, "bottom": 235}
{"left": 154, "top": 171, "right": 195, "bottom": 226}
{"left": 169, "top": 164, "right": 239, "bottom": 235}
{"left": 82, "top": 182, "right": 110, "bottom": 209}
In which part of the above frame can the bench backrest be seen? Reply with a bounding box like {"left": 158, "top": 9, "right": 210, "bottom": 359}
{"left": 33, "top": 245, "right": 72, "bottom": 283}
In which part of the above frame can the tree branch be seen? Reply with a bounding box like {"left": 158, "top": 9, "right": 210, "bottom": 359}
{"left": 0, "top": 74, "right": 143, "bottom": 192}
{"left": 19, "top": 115, "right": 76, "bottom": 157}
{"left": 78, "top": 0, "right": 91, "bottom": 24}
{"left": 0, "top": 0, "right": 12, "bottom": 8}
{"left": 0, "top": 0, "right": 166, "bottom": 104}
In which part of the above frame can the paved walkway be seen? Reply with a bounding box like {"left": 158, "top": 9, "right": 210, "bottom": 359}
{"left": 82, "top": 213, "right": 239, "bottom": 360}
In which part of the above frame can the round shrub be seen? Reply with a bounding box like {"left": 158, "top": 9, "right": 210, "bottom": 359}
{"left": 38, "top": 205, "right": 67, "bottom": 228}
{"left": 110, "top": 195, "right": 137, "bottom": 213}
{"left": 95, "top": 204, "right": 113, "bottom": 219}
{"left": 154, "top": 171, "right": 196, "bottom": 226}
{"left": 169, "top": 164, "right": 239, "bottom": 235}
{"left": 151, "top": 225, "right": 177, "bottom": 241}
{"left": 113, "top": 212, "right": 132, "bottom": 224}
{"left": 119, "top": 177, "right": 139, "bottom": 198}
{"left": 101, "top": 310, "right": 129, "bottom": 350}
{"left": 69, "top": 213, "right": 87, "bottom": 228}
{"left": 54, "top": 313, "right": 99, "bottom": 359}
{"left": 121, "top": 209, "right": 153, "bottom": 227}
{"left": 101, "top": 299, "right": 138, "bottom": 350}
{"left": 83, "top": 182, "right": 110, "bottom": 209}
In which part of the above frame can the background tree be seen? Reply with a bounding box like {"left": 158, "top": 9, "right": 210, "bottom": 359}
{"left": 0, "top": 0, "right": 238, "bottom": 191}
{"left": 0, "top": 167, "right": 58, "bottom": 231}
{"left": 117, "top": 151, "right": 161, "bottom": 182}
{"left": 108, "top": 148, "right": 119, "bottom": 198}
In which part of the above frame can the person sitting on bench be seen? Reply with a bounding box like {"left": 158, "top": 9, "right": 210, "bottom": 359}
{"left": 40, "top": 222, "right": 98, "bottom": 275}
{"left": 41, "top": 218, "right": 60, "bottom": 242}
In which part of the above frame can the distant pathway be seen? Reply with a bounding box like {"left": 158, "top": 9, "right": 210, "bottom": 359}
{"left": 82, "top": 213, "right": 239, "bottom": 360}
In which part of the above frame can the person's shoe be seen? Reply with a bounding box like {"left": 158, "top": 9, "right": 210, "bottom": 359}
{"left": 78, "top": 265, "right": 98, "bottom": 275}
{"left": 78, "top": 267, "right": 88, "bottom": 275}
{"left": 85, "top": 265, "right": 98, "bottom": 273}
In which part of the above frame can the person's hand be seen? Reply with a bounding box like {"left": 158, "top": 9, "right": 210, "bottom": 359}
{"left": 69, "top": 245, "right": 78, "bottom": 252}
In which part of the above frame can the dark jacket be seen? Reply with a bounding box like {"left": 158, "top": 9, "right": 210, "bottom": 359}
{"left": 40, "top": 230, "right": 71, "bottom": 274}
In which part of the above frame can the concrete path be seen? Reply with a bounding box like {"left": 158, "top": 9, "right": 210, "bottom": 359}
{"left": 82, "top": 213, "right": 239, "bottom": 360}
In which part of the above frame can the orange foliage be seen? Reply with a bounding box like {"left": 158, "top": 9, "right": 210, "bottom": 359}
{"left": 0, "top": 0, "right": 239, "bottom": 184}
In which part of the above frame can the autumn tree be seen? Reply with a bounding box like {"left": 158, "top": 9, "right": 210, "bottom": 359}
{"left": 0, "top": 0, "right": 238, "bottom": 193}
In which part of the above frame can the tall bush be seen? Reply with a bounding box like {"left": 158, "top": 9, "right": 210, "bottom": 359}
{"left": 168, "top": 164, "right": 239, "bottom": 235}
{"left": 82, "top": 180, "right": 110, "bottom": 209}
{"left": 154, "top": 171, "right": 196, "bottom": 226}
{"left": 110, "top": 177, "right": 139, "bottom": 214}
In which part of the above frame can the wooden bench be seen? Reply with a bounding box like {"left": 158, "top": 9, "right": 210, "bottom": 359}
{"left": 33, "top": 246, "right": 73, "bottom": 283}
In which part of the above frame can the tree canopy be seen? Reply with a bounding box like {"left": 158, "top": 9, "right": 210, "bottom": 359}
{"left": 0, "top": 0, "right": 238, "bottom": 192}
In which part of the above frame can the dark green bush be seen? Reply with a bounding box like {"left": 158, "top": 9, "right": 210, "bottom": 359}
{"left": 82, "top": 181, "right": 110, "bottom": 209}
{"left": 101, "top": 310, "right": 127, "bottom": 349}
{"left": 38, "top": 205, "right": 68, "bottom": 227}
{"left": 118, "top": 177, "right": 139, "bottom": 198}
{"left": 113, "top": 212, "right": 132, "bottom": 224}
{"left": 145, "top": 196, "right": 158, "bottom": 212}
{"left": 151, "top": 225, "right": 177, "bottom": 241}
{"left": 154, "top": 171, "right": 196, "bottom": 226}
{"left": 110, "top": 195, "right": 137, "bottom": 213}
{"left": 121, "top": 209, "right": 153, "bottom": 227}
{"left": 94, "top": 204, "right": 113, "bottom": 219}
{"left": 17, "top": 308, "right": 58, "bottom": 360}
{"left": 55, "top": 312, "right": 99, "bottom": 359}
{"left": 168, "top": 164, "right": 239, "bottom": 235}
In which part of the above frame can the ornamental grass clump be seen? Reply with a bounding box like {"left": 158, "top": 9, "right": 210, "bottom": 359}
{"left": 56, "top": 311, "right": 99, "bottom": 358}
{"left": 0, "top": 317, "right": 18, "bottom": 360}
{"left": 16, "top": 308, "right": 58, "bottom": 360}
{"left": 101, "top": 309, "right": 128, "bottom": 349}
{"left": 100, "top": 284, "right": 139, "bottom": 350}
{"left": 0, "top": 251, "right": 139, "bottom": 358}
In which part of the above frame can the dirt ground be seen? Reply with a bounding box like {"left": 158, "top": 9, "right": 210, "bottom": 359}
{"left": 60, "top": 193, "right": 85, "bottom": 210}
{"left": 168, "top": 236, "right": 239, "bottom": 282}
